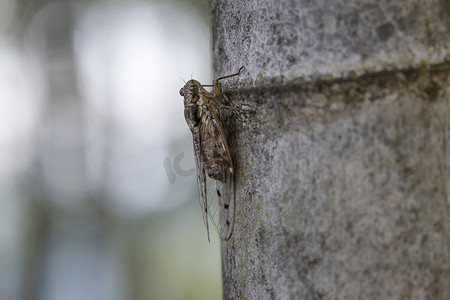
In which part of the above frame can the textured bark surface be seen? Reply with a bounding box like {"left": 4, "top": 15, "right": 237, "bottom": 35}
{"left": 211, "top": 1, "right": 450, "bottom": 299}
{"left": 212, "top": 0, "right": 450, "bottom": 85}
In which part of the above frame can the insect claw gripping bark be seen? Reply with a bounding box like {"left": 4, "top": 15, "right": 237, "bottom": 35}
{"left": 180, "top": 68, "right": 243, "bottom": 241}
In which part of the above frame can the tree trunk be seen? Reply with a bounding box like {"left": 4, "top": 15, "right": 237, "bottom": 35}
{"left": 211, "top": 0, "right": 450, "bottom": 299}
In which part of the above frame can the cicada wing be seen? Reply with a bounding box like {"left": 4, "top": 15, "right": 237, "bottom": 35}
{"left": 195, "top": 104, "right": 236, "bottom": 241}
{"left": 207, "top": 107, "right": 236, "bottom": 240}
{"left": 216, "top": 170, "right": 235, "bottom": 240}
{"left": 192, "top": 129, "right": 211, "bottom": 242}
{"left": 193, "top": 132, "right": 234, "bottom": 242}
{"left": 199, "top": 171, "right": 235, "bottom": 241}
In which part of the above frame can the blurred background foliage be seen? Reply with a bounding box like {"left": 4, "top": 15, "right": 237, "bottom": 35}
{"left": 0, "top": 0, "right": 222, "bottom": 299}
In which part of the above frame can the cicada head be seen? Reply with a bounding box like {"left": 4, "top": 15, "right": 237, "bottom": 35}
{"left": 179, "top": 79, "right": 202, "bottom": 101}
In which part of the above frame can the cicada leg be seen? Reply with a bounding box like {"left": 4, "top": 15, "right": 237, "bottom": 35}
{"left": 202, "top": 67, "right": 244, "bottom": 98}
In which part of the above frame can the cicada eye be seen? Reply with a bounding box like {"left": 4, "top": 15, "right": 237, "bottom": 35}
{"left": 189, "top": 85, "right": 198, "bottom": 93}
{"left": 179, "top": 88, "right": 184, "bottom": 96}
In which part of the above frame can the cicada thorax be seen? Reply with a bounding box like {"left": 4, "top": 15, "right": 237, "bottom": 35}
{"left": 184, "top": 100, "right": 200, "bottom": 131}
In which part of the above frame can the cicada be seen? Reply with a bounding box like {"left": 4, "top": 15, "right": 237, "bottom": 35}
{"left": 180, "top": 68, "right": 243, "bottom": 241}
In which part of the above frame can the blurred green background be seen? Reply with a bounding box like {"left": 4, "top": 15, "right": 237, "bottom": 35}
{"left": 0, "top": 0, "right": 222, "bottom": 299}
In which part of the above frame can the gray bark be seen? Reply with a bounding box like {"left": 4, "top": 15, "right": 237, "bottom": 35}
{"left": 211, "top": 1, "right": 450, "bottom": 299}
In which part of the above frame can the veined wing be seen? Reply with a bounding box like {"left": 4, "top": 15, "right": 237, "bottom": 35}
{"left": 215, "top": 169, "right": 235, "bottom": 240}
{"left": 199, "top": 106, "right": 236, "bottom": 240}
{"left": 192, "top": 127, "right": 211, "bottom": 242}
